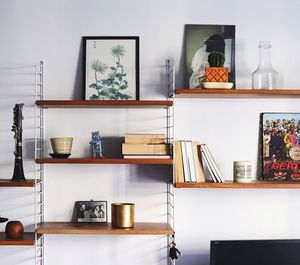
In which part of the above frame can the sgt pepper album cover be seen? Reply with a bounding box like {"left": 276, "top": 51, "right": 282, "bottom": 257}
{"left": 261, "top": 113, "right": 300, "bottom": 181}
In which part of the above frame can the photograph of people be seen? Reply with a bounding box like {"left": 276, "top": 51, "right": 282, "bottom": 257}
{"left": 77, "top": 201, "right": 107, "bottom": 223}
{"left": 94, "top": 204, "right": 105, "bottom": 219}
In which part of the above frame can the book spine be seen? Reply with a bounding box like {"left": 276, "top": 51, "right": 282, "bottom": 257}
{"left": 125, "top": 138, "right": 166, "bottom": 144}
{"left": 125, "top": 134, "right": 165, "bottom": 138}
{"left": 186, "top": 141, "right": 197, "bottom": 183}
{"left": 200, "top": 146, "right": 218, "bottom": 183}
{"left": 202, "top": 144, "right": 224, "bottom": 183}
{"left": 174, "top": 141, "right": 184, "bottom": 183}
{"left": 192, "top": 141, "right": 205, "bottom": 183}
{"left": 122, "top": 144, "right": 169, "bottom": 155}
{"left": 180, "top": 141, "right": 191, "bottom": 183}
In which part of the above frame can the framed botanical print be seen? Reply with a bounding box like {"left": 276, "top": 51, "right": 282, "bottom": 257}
{"left": 83, "top": 36, "right": 139, "bottom": 100}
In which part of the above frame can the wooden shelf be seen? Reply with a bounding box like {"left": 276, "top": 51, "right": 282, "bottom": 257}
{"left": 36, "top": 100, "right": 173, "bottom": 109}
{"left": 0, "top": 232, "right": 37, "bottom": 246}
{"left": 175, "top": 181, "right": 300, "bottom": 189}
{"left": 175, "top": 89, "right": 300, "bottom": 98}
{"left": 36, "top": 222, "right": 173, "bottom": 235}
{"left": 0, "top": 179, "right": 38, "bottom": 187}
{"left": 36, "top": 157, "right": 173, "bottom": 165}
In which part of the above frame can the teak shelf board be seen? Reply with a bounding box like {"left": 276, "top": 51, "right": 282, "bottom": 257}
{"left": 0, "top": 179, "right": 37, "bottom": 187}
{"left": 175, "top": 89, "right": 300, "bottom": 98}
{"left": 36, "top": 222, "right": 173, "bottom": 235}
{"left": 36, "top": 100, "right": 173, "bottom": 109}
{"left": 0, "top": 232, "right": 37, "bottom": 246}
{"left": 36, "top": 157, "right": 173, "bottom": 165}
{"left": 175, "top": 181, "right": 300, "bottom": 189}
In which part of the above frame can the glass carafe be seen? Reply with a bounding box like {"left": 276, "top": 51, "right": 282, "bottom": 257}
{"left": 252, "top": 41, "right": 278, "bottom": 89}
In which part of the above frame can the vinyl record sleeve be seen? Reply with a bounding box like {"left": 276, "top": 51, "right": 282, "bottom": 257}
{"left": 261, "top": 113, "right": 300, "bottom": 181}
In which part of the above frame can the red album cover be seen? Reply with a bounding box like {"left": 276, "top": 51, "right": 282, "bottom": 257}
{"left": 261, "top": 113, "right": 300, "bottom": 180}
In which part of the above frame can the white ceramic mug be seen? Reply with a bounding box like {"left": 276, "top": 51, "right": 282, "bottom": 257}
{"left": 233, "top": 161, "right": 254, "bottom": 183}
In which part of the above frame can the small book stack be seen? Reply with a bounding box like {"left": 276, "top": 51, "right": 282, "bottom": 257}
{"left": 122, "top": 134, "right": 171, "bottom": 158}
{"left": 175, "top": 140, "right": 224, "bottom": 183}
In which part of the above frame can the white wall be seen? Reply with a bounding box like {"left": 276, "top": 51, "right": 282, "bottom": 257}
{"left": 1, "top": 0, "right": 300, "bottom": 265}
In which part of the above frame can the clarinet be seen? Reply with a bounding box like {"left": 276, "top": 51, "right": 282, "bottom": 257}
{"left": 11, "top": 104, "right": 26, "bottom": 182}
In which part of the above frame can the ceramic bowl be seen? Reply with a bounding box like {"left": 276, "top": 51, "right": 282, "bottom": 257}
{"left": 50, "top": 137, "right": 73, "bottom": 154}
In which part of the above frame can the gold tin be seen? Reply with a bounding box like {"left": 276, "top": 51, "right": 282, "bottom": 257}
{"left": 111, "top": 203, "right": 134, "bottom": 228}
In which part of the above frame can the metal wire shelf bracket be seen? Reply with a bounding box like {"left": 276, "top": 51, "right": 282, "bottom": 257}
{"left": 34, "top": 61, "right": 44, "bottom": 265}
{"left": 166, "top": 60, "right": 176, "bottom": 265}
{"left": 0, "top": 62, "right": 45, "bottom": 265}
{"left": 166, "top": 59, "right": 175, "bottom": 99}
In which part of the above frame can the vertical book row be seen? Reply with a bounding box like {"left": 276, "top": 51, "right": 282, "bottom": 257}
{"left": 174, "top": 141, "right": 225, "bottom": 183}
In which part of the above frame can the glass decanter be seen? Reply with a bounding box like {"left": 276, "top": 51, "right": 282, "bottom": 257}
{"left": 252, "top": 41, "right": 279, "bottom": 89}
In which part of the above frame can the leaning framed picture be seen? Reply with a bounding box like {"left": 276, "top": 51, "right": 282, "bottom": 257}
{"left": 185, "top": 24, "right": 235, "bottom": 88}
{"left": 261, "top": 113, "right": 300, "bottom": 181}
{"left": 83, "top": 36, "right": 139, "bottom": 100}
{"left": 76, "top": 200, "right": 108, "bottom": 223}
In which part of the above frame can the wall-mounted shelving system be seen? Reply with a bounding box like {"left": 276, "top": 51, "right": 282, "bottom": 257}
{"left": 33, "top": 61, "right": 176, "bottom": 265}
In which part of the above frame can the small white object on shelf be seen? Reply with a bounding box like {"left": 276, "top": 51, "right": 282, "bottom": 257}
{"left": 202, "top": 82, "right": 233, "bottom": 89}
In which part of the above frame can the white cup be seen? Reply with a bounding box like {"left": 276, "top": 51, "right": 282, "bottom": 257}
{"left": 233, "top": 161, "right": 254, "bottom": 183}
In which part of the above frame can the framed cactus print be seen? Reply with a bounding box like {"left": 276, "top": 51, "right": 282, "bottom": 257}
{"left": 83, "top": 36, "right": 139, "bottom": 100}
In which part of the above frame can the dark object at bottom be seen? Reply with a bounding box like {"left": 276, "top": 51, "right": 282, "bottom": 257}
{"left": 169, "top": 242, "right": 181, "bottom": 260}
{"left": 11, "top": 104, "right": 27, "bottom": 182}
{"left": 5, "top": 221, "right": 24, "bottom": 239}
{"left": 0, "top": 217, "right": 8, "bottom": 223}
{"left": 49, "top": 153, "right": 71, "bottom": 159}
{"left": 11, "top": 158, "right": 27, "bottom": 182}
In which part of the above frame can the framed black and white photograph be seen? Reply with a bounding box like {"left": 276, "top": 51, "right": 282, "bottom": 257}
{"left": 83, "top": 36, "right": 139, "bottom": 100}
{"left": 185, "top": 24, "right": 235, "bottom": 88}
{"left": 76, "top": 200, "right": 107, "bottom": 223}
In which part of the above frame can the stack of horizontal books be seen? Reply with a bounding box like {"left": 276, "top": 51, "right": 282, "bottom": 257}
{"left": 175, "top": 140, "right": 224, "bottom": 183}
{"left": 122, "top": 134, "right": 171, "bottom": 159}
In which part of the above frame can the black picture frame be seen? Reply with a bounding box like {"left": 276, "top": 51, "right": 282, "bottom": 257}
{"left": 83, "top": 36, "right": 140, "bottom": 100}
{"left": 76, "top": 200, "right": 108, "bottom": 223}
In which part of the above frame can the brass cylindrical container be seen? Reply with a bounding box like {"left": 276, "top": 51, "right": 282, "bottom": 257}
{"left": 111, "top": 203, "right": 134, "bottom": 228}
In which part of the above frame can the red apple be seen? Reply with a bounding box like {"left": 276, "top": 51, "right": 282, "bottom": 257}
{"left": 5, "top": 221, "right": 24, "bottom": 239}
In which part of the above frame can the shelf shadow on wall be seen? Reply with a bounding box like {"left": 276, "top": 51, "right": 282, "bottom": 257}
{"left": 71, "top": 203, "right": 77, "bottom": 222}
{"left": 177, "top": 29, "right": 187, "bottom": 88}
{"left": 24, "top": 140, "right": 35, "bottom": 160}
{"left": 102, "top": 137, "right": 124, "bottom": 158}
{"left": 176, "top": 253, "right": 209, "bottom": 265}
{"left": 72, "top": 39, "right": 84, "bottom": 100}
{"left": 134, "top": 165, "right": 171, "bottom": 183}
{"left": 256, "top": 125, "right": 262, "bottom": 180}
